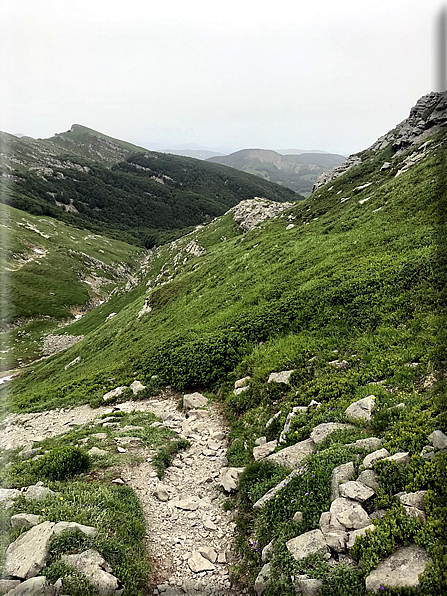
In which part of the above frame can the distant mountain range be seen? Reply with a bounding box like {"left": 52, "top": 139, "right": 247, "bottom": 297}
{"left": 206, "top": 149, "right": 346, "bottom": 196}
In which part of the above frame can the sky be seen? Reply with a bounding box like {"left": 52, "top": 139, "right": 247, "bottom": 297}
{"left": 0, "top": 0, "right": 445, "bottom": 156}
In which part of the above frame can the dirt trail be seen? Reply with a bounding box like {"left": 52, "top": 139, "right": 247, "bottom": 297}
{"left": 0, "top": 394, "right": 241, "bottom": 596}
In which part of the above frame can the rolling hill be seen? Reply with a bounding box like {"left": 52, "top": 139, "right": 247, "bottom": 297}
{"left": 207, "top": 149, "right": 346, "bottom": 196}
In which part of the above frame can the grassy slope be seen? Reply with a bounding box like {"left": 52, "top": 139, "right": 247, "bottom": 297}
{"left": 3, "top": 129, "right": 446, "bottom": 594}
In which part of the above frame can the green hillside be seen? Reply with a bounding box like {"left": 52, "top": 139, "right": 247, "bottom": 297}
{"left": 2, "top": 93, "right": 447, "bottom": 595}
{"left": 207, "top": 149, "right": 346, "bottom": 196}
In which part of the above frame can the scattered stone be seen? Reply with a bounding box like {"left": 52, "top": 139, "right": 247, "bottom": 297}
{"left": 0, "top": 487, "right": 21, "bottom": 507}
{"left": 253, "top": 440, "right": 277, "bottom": 461}
{"left": 254, "top": 468, "right": 304, "bottom": 509}
{"left": 265, "top": 411, "right": 282, "bottom": 428}
{"left": 64, "top": 356, "right": 81, "bottom": 370}
{"left": 188, "top": 409, "right": 209, "bottom": 420}
{"left": 324, "top": 530, "right": 348, "bottom": 553}
{"left": 217, "top": 552, "right": 226, "bottom": 563}
{"left": 345, "top": 396, "right": 375, "bottom": 422}
{"left": 363, "top": 448, "right": 390, "bottom": 468}
{"left": 90, "top": 433, "right": 108, "bottom": 440}
{"left": 365, "top": 545, "right": 432, "bottom": 592}
{"left": 7, "top": 576, "right": 56, "bottom": 596}
{"left": 234, "top": 376, "right": 251, "bottom": 389}
{"left": 203, "top": 518, "right": 217, "bottom": 530}
{"left": 357, "top": 470, "right": 380, "bottom": 492}
{"left": 339, "top": 481, "right": 375, "bottom": 502}
{"left": 330, "top": 498, "right": 371, "bottom": 530}
{"left": 117, "top": 446, "right": 126, "bottom": 453}
{"left": 261, "top": 540, "right": 275, "bottom": 563}
{"left": 420, "top": 445, "right": 435, "bottom": 460}
{"left": 22, "top": 484, "right": 57, "bottom": 501}
{"left": 11, "top": 513, "right": 40, "bottom": 529}
{"left": 266, "top": 438, "right": 315, "bottom": 468}
{"left": 329, "top": 359, "right": 349, "bottom": 370}
{"left": 429, "top": 430, "right": 447, "bottom": 451}
{"left": 310, "top": 423, "right": 353, "bottom": 445}
{"left": 183, "top": 393, "right": 208, "bottom": 410}
{"left": 254, "top": 563, "right": 271, "bottom": 596}
{"left": 293, "top": 511, "right": 304, "bottom": 523}
{"left": 234, "top": 386, "right": 249, "bottom": 396}
{"left": 155, "top": 484, "right": 170, "bottom": 502}
{"left": 176, "top": 498, "right": 200, "bottom": 511}
{"left": 112, "top": 478, "right": 124, "bottom": 485}
{"left": 254, "top": 436, "right": 267, "bottom": 446}
{"left": 383, "top": 452, "right": 410, "bottom": 466}
{"left": 88, "top": 447, "right": 108, "bottom": 457}
{"left": 198, "top": 546, "right": 217, "bottom": 563}
{"left": 267, "top": 370, "right": 294, "bottom": 384}
{"left": 347, "top": 524, "right": 376, "bottom": 549}
{"left": 62, "top": 549, "right": 124, "bottom": 595}
{"left": 219, "top": 467, "right": 244, "bottom": 492}
{"left": 397, "top": 491, "right": 427, "bottom": 510}
{"left": 381, "top": 161, "right": 391, "bottom": 170}
{"left": 355, "top": 437, "right": 382, "bottom": 451}
{"left": 187, "top": 551, "right": 215, "bottom": 573}
{"left": 4, "top": 521, "right": 56, "bottom": 579}
{"left": 331, "top": 461, "right": 355, "bottom": 500}
{"left": 294, "top": 574, "right": 323, "bottom": 596}
{"left": 286, "top": 529, "right": 329, "bottom": 562}
{"left": 103, "top": 386, "right": 127, "bottom": 402}
{"left": 129, "top": 380, "right": 146, "bottom": 395}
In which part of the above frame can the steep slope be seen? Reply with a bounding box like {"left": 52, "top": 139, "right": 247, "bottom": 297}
{"left": 1, "top": 128, "right": 299, "bottom": 247}
{"left": 207, "top": 149, "right": 346, "bottom": 196}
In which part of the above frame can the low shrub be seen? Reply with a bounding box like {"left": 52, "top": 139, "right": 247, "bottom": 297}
{"left": 37, "top": 446, "right": 90, "bottom": 481}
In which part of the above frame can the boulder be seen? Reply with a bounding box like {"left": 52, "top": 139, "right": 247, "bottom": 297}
{"left": 0, "top": 488, "right": 21, "bottom": 508}
{"left": 266, "top": 438, "right": 315, "bottom": 468}
{"left": 234, "top": 376, "right": 251, "bottom": 389}
{"left": 363, "top": 448, "right": 390, "bottom": 468}
{"left": 357, "top": 469, "right": 380, "bottom": 492}
{"left": 155, "top": 483, "right": 170, "bottom": 502}
{"left": 383, "top": 452, "right": 410, "bottom": 466}
{"left": 53, "top": 521, "right": 97, "bottom": 537}
{"left": 261, "top": 540, "right": 275, "bottom": 563}
{"left": 4, "top": 521, "right": 56, "bottom": 579}
{"left": 310, "top": 423, "right": 354, "bottom": 445}
{"left": 254, "top": 563, "right": 271, "bottom": 596}
{"left": 330, "top": 461, "right": 355, "bottom": 500}
{"left": 324, "top": 530, "right": 348, "bottom": 553}
{"left": 129, "top": 380, "right": 146, "bottom": 394}
{"left": 90, "top": 433, "right": 108, "bottom": 440}
{"left": 347, "top": 524, "right": 376, "bottom": 549}
{"left": 345, "top": 396, "right": 375, "bottom": 422}
{"left": 339, "top": 481, "right": 375, "bottom": 502}
{"left": 365, "top": 545, "right": 431, "bottom": 592}
{"left": 253, "top": 440, "right": 277, "bottom": 461}
{"left": 286, "top": 529, "right": 329, "bottom": 561}
{"left": 88, "top": 447, "right": 108, "bottom": 457}
{"left": 187, "top": 551, "right": 215, "bottom": 573}
{"left": 219, "top": 467, "right": 244, "bottom": 492}
{"left": 397, "top": 491, "right": 427, "bottom": 510}
{"left": 62, "top": 549, "right": 124, "bottom": 595}
{"left": 22, "top": 484, "right": 57, "bottom": 501}
{"left": 294, "top": 574, "right": 323, "bottom": 596}
{"left": 330, "top": 498, "right": 371, "bottom": 530}
{"left": 7, "top": 576, "right": 56, "bottom": 596}
{"left": 428, "top": 430, "right": 447, "bottom": 451}
{"left": 355, "top": 437, "right": 382, "bottom": 451}
{"left": 0, "top": 580, "right": 21, "bottom": 594}
{"left": 183, "top": 392, "right": 207, "bottom": 410}
{"left": 102, "top": 386, "right": 126, "bottom": 402}
{"left": 11, "top": 513, "right": 40, "bottom": 529}
{"left": 268, "top": 370, "right": 294, "bottom": 384}
{"left": 198, "top": 546, "right": 217, "bottom": 563}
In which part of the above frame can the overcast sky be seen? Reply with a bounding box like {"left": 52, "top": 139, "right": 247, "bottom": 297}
{"left": 0, "top": 0, "right": 444, "bottom": 155}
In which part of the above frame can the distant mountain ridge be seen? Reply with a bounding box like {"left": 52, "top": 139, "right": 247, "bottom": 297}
{"left": 207, "top": 148, "right": 346, "bottom": 196}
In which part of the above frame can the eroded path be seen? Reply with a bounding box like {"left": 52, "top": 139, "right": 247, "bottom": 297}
{"left": 0, "top": 393, "right": 240, "bottom": 596}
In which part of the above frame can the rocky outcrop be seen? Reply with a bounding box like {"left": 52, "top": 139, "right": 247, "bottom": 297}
{"left": 62, "top": 549, "right": 124, "bottom": 595}
{"left": 365, "top": 545, "right": 432, "bottom": 592}
{"left": 286, "top": 529, "right": 329, "bottom": 561}
{"left": 228, "top": 199, "right": 294, "bottom": 232}
{"left": 266, "top": 438, "right": 315, "bottom": 468}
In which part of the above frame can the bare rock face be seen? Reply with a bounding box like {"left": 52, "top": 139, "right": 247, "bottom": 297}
{"left": 62, "top": 549, "right": 124, "bottom": 595}
{"left": 183, "top": 392, "right": 207, "bottom": 410}
{"left": 5, "top": 521, "right": 56, "bottom": 579}
{"left": 253, "top": 440, "right": 277, "bottom": 461}
{"left": 286, "top": 529, "right": 329, "bottom": 561}
{"left": 365, "top": 545, "right": 432, "bottom": 592}
{"left": 345, "top": 396, "right": 375, "bottom": 422}
{"left": 229, "top": 199, "right": 294, "bottom": 232}
{"left": 266, "top": 438, "right": 315, "bottom": 468}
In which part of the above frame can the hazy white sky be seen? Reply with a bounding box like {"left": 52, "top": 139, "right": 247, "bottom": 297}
{"left": 1, "top": 0, "right": 444, "bottom": 155}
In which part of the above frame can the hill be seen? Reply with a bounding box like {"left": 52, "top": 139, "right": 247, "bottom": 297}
{"left": 207, "top": 149, "right": 346, "bottom": 196}
{"left": 1, "top": 92, "right": 447, "bottom": 595}
{"left": 1, "top": 127, "right": 299, "bottom": 247}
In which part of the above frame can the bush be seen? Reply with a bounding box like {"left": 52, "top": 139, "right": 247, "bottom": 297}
{"left": 37, "top": 446, "right": 90, "bottom": 481}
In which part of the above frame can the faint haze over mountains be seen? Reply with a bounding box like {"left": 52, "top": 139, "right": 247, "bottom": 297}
{"left": 1, "top": 0, "right": 442, "bottom": 156}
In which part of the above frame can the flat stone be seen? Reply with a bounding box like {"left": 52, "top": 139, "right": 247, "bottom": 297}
{"left": 217, "top": 552, "right": 226, "bottom": 563}
{"left": 345, "top": 396, "right": 375, "bottom": 422}
{"left": 363, "top": 448, "right": 390, "bottom": 468}
{"left": 266, "top": 438, "right": 315, "bottom": 468}
{"left": 183, "top": 392, "right": 207, "bottom": 410}
{"left": 90, "top": 433, "right": 108, "bottom": 439}
{"left": 188, "top": 409, "right": 209, "bottom": 420}
{"left": 198, "top": 546, "right": 217, "bottom": 563}
{"left": 330, "top": 498, "right": 371, "bottom": 530}
{"left": 5, "top": 521, "right": 55, "bottom": 579}
{"left": 268, "top": 370, "right": 294, "bottom": 384}
{"left": 62, "top": 549, "right": 123, "bottom": 595}
{"left": 339, "top": 481, "right": 375, "bottom": 502}
{"left": 397, "top": 491, "right": 427, "bottom": 510}
{"left": 429, "top": 430, "right": 447, "bottom": 450}
{"left": 331, "top": 461, "right": 355, "bottom": 500}
{"left": 188, "top": 551, "right": 215, "bottom": 572}
{"left": 253, "top": 440, "right": 277, "bottom": 461}
{"left": 175, "top": 498, "right": 200, "bottom": 511}
{"left": 294, "top": 574, "right": 323, "bottom": 596}
{"left": 10, "top": 513, "right": 40, "bottom": 529}
{"left": 254, "top": 563, "right": 270, "bottom": 596}
{"left": 357, "top": 469, "right": 380, "bottom": 492}
{"left": 383, "top": 452, "right": 410, "bottom": 466}
{"left": 347, "top": 524, "right": 376, "bottom": 549}
{"left": 203, "top": 518, "right": 217, "bottom": 530}
{"left": 129, "top": 380, "right": 146, "bottom": 394}
{"left": 310, "top": 423, "right": 354, "bottom": 445}
{"left": 53, "top": 521, "right": 97, "bottom": 537}
{"left": 155, "top": 483, "right": 170, "bottom": 502}
{"left": 219, "top": 467, "right": 244, "bottom": 492}
{"left": 88, "top": 447, "right": 108, "bottom": 457}
{"left": 286, "top": 529, "right": 329, "bottom": 561}
{"left": 103, "top": 386, "right": 127, "bottom": 402}
{"left": 7, "top": 576, "right": 56, "bottom": 596}
{"left": 365, "top": 545, "right": 431, "bottom": 592}
{"left": 355, "top": 437, "right": 382, "bottom": 451}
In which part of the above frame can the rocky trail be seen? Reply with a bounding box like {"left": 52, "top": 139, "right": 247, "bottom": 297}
{"left": 0, "top": 393, "right": 242, "bottom": 596}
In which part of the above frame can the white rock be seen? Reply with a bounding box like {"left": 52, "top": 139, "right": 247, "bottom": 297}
{"left": 253, "top": 440, "right": 277, "bottom": 461}
{"left": 429, "top": 430, "right": 447, "bottom": 450}
{"left": 188, "top": 551, "right": 215, "bottom": 573}
{"left": 103, "top": 386, "right": 127, "bottom": 402}
{"left": 363, "top": 448, "right": 390, "bottom": 468}
{"left": 268, "top": 370, "right": 294, "bottom": 384}
{"left": 339, "top": 481, "right": 375, "bottom": 502}
{"left": 365, "top": 545, "right": 431, "bottom": 592}
{"left": 311, "top": 423, "right": 354, "bottom": 445}
{"left": 345, "top": 396, "right": 375, "bottom": 422}
{"left": 129, "top": 380, "right": 146, "bottom": 395}
{"left": 286, "top": 529, "right": 329, "bottom": 561}
{"left": 347, "top": 524, "right": 376, "bottom": 549}
{"left": 183, "top": 392, "right": 208, "bottom": 410}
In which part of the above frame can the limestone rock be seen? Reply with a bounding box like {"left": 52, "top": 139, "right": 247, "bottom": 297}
{"left": 198, "top": 546, "right": 217, "bottom": 563}
{"left": 155, "top": 483, "right": 170, "bottom": 502}
{"left": 345, "top": 396, "right": 375, "bottom": 422}
{"left": 175, "top": 498, "right": 200, "bottom": 511}
{"left": 286, "top": 529, "right": 329, "bottom": 561}
{"left": 5, "top": 521, "right": 55, "bottom": 579}
{"left": 261, "top": 540, "right": 275, "bottom": 563}
{"left": 363, "top": 448, "right": 390, "bottom": 468}
{"left": 253, "top": 468, "right": 304, "bottom": 509}
{"left": 329, "top": 359, "right": 349, "bottom": 370}
{"left": 397, "top": 491, "right": 427, "bottom": 510}
{"left": 183, "top": 392, "right": 207, "bottom": 410}
{"left": 187, "top": 551, "right": 215, "bottom": 572}
{"left": 383, "top": 452, "right": 410, "bottom": 466}
{"left": 7, "top": 576, "right": 56, "bottom": 596}
{"left": 268, "top": 370, "right": 294, "bottom": 384}
{"left": 234, "top": 376, "right": 251, "bottom": 389}
{"left": 266, "top": 438, "right": 315, "bottom": 468}
{"left": 357, "top": 470, "right": 379, "bottom": 492}
{"left": 429, "top": 430, "right": 447, "bottom": 451}
{"left": 90, "top": 433, "right": 108, "bottom": 440}
{"left": 229, "top": 198, "right": 294, "bottom": 233}
{"left": 0, "top": 579, "right": 21, "bottom": 594}
{"left": 88, "top": 447, "right": 108, "bottom": 457}
{"left": 324, "top": 530, "right": 348, "bottom": 553}
{"left": 219, "top": 467, "right": 244, "bottom": 492}
{"left": 53, "top": 521, "right": 97, "bottom": 537}
{"left": 330, "top": 498, "right": 371, "bottom": 530}
{"left": 64, "top": 356, "right": 81, "bottom": 370}
{"left": 102, "top": 386, "right": 126, "bottom": 402}
{"left": 254, "top": 563, "right": 271, "bottom": 596}
{"left": 319, "top": 511, "right": 331, "bottom": 534}
{"left": 62, "top": 549, "right": 123, "bottom": 595}
{"left": 339, "top": 481, "right": 375, "bottom": 502}
{"left": 347, "top": 524, "right": 376, "bottom": 549}
{"left": 0, "top": 488, "right": 21, "bottom": 507}
{"left": 310, "top": 423, "right": 354, "bottom": 445}
{"left": 255, "top": 437, "right": 267, "bottom": 446}
{"left": 293, "top": 511, "right": 304, "bottom": 523}
{"left": 331, "top": 461, "right": 354, "bottom": 500}
{"left": 355, "top": 437, "right": 382, "bottom": 451}
{"left": 253, "top": 440, "right": 277, "bottom": 461}
{"left": 23, "top": 484, "right": 57, "bottom": 501}
{"left": 234, "top": 386, "right": 249, "bottom": 396}
{"left": 403, "top": 506, "right": 427, "bottom": 523}
{"left": 129, "top": 380, "right": 146, "bottom": 395}
{"left": 294, "top": 574, "right": 323, "bottom": 595}
{"left": 11, "top": 513, "right": 40, "bottom": 529}
{"left": 365, "top": 545, "right": 431, "bottom": 592}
